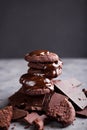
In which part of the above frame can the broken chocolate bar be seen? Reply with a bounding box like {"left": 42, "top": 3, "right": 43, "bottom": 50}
{"left": 54, "top": 78, "right": 87, "bottom": 109}
{"left": 12, "top": 107, "right": 28, "bottom": 121}
{"left": 76, "top": 106, "right": 87, "bottom": 118}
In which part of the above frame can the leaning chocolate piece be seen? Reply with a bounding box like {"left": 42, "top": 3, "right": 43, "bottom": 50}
{"left": 25, "top": 50, "right": 59, "bottom": 62}
{"left": 76, "top": 106, "right": 87, "bottom": 118}
{"left": 0, "top": 106, "right": 13, "bottom": 130}
{"left": 44, "top": 93, "right": 75, "bottom": 127}
{"left": 20, "top": 74, "right": 54, "bottom": 95}
{"left": 54, "top": 78, "right": 87, "bottom": 109}
{"left": 12, "top": 107, "right": 28, "bottom": 121}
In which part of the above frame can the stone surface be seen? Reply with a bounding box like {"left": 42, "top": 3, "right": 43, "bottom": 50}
{"left": 0, "top": 59, "right": 87, "bottom": 130}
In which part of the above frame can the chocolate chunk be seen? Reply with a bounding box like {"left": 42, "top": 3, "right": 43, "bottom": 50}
{"left": 54, "top": 78, "right": 87, "bottom": 109}
{"left": 44, "top": 93, "right": 75, "bottom": 127}
{"left": 12, "top": 107, "right": 28, "bottom": 121}
{"left": 24, "top": 112, "right": 47, "bottom": 130}
{"left": 0, "top": 106, "right": 13, "bottom": 130}
{"left": 76, "top": 106, "right": 87, "bottom": 118}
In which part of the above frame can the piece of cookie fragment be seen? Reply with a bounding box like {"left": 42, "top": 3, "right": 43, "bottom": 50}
{"left": 20, "top": 74, "right": 54, "bottom": 95}
{"left": 44, "top": 93, "right": 75, "bottom": 127}
{"left": 0, "top": 106, "right": 13, "bottom": 130}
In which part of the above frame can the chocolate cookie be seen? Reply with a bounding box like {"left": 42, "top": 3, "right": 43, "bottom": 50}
{"left": 28, "top": 60, "right": 62, "bottom": 70}
{"left": 44, "top": 93, "right": 75, "bottom": 126}
{"left": 28, "top": 67, "right": 62, "bottom": 79}
{"left": 20, "top": 73, "right": 54, "bottom": 95}
{"left": 9, "top": 90, "right": 47, "bottom": 111}
{"left": 25, "top": 50, "right": 59, "bottom": 62}
{"left": 0, "top": 106, "right": 13, "bottom": 130}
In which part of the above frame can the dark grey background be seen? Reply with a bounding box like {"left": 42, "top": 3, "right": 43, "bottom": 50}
{"left": 0, "top": 0, "right": 87, "bottom": 58}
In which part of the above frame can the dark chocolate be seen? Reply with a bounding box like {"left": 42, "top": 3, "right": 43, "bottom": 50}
{"left": 24, "top": 112, "right": 47, "bottom": 130}
{"left": 12, "top": 107, "right": 28, "bottom": 121}
{"left": 54, "top": 78, "right": 87, "bottom": 109}
{"left": 76, "top": 106, "right": 87, "bottom": 118}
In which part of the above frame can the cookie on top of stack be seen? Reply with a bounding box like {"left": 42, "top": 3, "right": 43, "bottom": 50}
{"left": 25, "top": 50, "right": 63, "bottom": 79}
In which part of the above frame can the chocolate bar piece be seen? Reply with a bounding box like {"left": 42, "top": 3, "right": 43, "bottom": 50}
{"left": 54, "top": 78, "right": 87, "bottom": 109}
{"left": 12, "top": 107, "right": 28, "bottom": 121}
{"left": 24, "top": 112, "right": 47, "bottom": 130}
{"left": 76, "top": 106, "right": 87, "bottom": 118}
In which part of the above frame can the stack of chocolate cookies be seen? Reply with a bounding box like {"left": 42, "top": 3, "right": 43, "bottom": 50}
{"left": 23, "top": 50, "right": 63, "bottom": 94}
{"left": 8, "top": 50, "right": 76, "bottom": 129}
{"left": 9, "top": 50, "right": 63, "bottom": 111}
